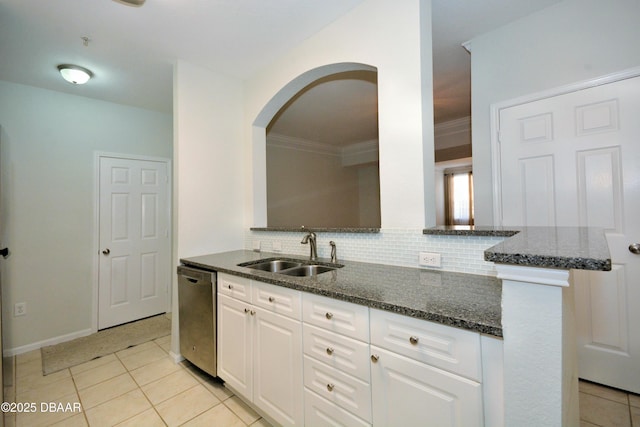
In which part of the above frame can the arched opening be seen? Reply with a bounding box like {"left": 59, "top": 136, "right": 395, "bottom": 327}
{"left": 252, "top": 63, "right": 380, "bottom": 228}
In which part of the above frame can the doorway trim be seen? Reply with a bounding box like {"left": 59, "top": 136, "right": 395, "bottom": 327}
{"left": 92, "top": 151, "right": 172, "bottom": 333}
{"left": 490, "top": 66, "right": 640, "bottom": 225}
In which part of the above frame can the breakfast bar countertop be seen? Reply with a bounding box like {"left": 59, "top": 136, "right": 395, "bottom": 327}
{"left": 424, "top": 225, "right": 612, "bottom": 271}
{"left": 181, "top": 250, "right": 503, "bottom": 337}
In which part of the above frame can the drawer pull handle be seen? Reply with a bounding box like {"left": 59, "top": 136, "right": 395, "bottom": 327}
{"left": 268, "top": 296, "right": 275, "bottom": 303}
{"left": 326, "top": 347, "right": 334, "bottom": 355}
{"left": 371, "top": 354, "right": 379, "bottom": 363}
{"left": 409, "top": 336, "right": 419, "bottom": 345}
{"left": 325, "top": 312, "right": 333, "bottom": 320}
{"left": 326, "top": 383, "right": 335, "bottom": 392}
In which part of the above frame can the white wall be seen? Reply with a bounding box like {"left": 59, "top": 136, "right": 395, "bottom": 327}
{"left": 0, "top": 80, "right": 172, "bottom": 351}
{"left": 245, "top": 0, "right": 435, "bottom": 229}
{"left": 266, "top": 144, "right": 361, "bottom": 227}
{"left": 173, "top": 61, "right": 245, "bottom": 259}
{"left": 469, "top": 0, "right": 640, "bottom": 225}
{"left": 171, "top": 61, "right": 245, "bottom": 355}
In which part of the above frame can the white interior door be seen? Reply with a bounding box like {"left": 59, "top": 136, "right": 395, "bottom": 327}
{"left": 98, "top": 156, "right": 170, "bottom": 330}
{"left": 497, "top": 76, "right": 640, "bottom": 393}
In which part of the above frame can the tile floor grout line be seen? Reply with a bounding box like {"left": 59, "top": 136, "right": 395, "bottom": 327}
{"left": 119, "top": 339, "right": 173, "bottom": 426}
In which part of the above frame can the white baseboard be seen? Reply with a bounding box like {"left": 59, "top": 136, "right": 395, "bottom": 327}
{"left": 4, "top": 328, "right": 93, "bottom": 358}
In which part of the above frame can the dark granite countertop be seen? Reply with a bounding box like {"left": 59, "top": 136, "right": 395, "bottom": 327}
{"left": 181, "top": 250, "right": 503, "bottom": 337}
{"left": 424, "top": 226, "right": 611, "bottom": 271}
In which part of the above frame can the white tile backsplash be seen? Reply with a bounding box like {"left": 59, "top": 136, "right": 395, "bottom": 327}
{"left": 245, "top": 229, "right": 505, "bottom": 276}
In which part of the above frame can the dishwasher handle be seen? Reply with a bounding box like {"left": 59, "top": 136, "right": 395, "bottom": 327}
{"left": 177, "top": 265, "right": 213, "bottom": 285}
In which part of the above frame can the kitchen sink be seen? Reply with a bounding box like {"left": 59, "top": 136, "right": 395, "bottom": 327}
{"left": 278, "top": 264, "right": 337, "bottom": 276}
{"left": 243, "top": 259, "right": 303, "bottom": 272}
{"left": 238, "top": 258, "right": 342, "bottom": 277}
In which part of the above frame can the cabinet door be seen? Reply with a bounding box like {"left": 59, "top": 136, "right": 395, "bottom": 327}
{"left": 217, "top": 294, "right": 253, "bottom": 398}
{"left": 253, "top": 309, "right": 304, "bottom": 426}
{"left": 370, "top": 345, "right": 483, "bottom": 427}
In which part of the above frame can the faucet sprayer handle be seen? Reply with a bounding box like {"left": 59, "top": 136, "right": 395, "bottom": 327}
{"left": 329, "top": 241, "right": 337, "bottom": 263}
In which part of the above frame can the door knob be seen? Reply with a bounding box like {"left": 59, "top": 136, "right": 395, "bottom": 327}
{"left": 102, "top": 248, "right": 110, "bottom": 255}
{"left": 0, "top": 248, "right": 9, "bottom": 258}
{"left": 629, "top": 243, "right": 640, "bottom": 254}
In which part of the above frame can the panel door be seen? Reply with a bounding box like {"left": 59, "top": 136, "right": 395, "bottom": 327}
{"left": 98, "top": 156, "right": 170, "bottom": 329}
{"left": 498, "top": 76, "right": 640, "bottom": 393}
{"left": 370, "top": 346, "right": 483, "bottom": 427}
{"left": 217, "top": 294, "right": 253, "bottom": 398}
{"left": 253, "top": 309, "right": 304, "bottom": 427}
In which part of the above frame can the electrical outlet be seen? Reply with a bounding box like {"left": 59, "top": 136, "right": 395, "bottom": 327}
{"left": 272, "top": 241, "right": 282, "bottom": 252}
{"left": 419, "top": 252, "right": 441, "bottom": 268}
{"left": 253, "top": 240, "right": 261, "bottom": 252}
{"left": 14, "top": 302, "right": 26, "bottom": 317}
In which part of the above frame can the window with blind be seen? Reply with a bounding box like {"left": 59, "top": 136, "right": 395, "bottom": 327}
{"left": 444, "top": 170, "right": 474, "bottom": 225}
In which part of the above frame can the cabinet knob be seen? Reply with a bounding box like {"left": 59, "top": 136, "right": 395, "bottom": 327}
{"left": 228, "top": 284, "right": 233, "bottom": 289}
{"left": 268, "top": 296, "right": 275, "bottom": 303}
{"left": 371, "top": 354, "right": 379, "bottom": 363}
{"left": 102, "top": 248, "right": 110, "bottom": 255}
{"left": 409, "top": 336, "right": 419, "bottom": 345}
{"left": 325, "top": 312, "right": 333, "bottom": 320}
{"left": 244, "top": 308, "right": 250, "bottom": 313}
{"left": 326, "top": 347, "right": 334, "bottom": 356}
{"left": 326, "top": 383, "right": 335, "bottom": 392}
{"left": 250, "top": 310, "right": 256, "bottom": 316}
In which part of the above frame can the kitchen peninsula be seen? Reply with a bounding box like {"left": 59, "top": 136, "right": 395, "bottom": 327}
{"left": 181, "top": 226, "right": 611, "bottom": 427}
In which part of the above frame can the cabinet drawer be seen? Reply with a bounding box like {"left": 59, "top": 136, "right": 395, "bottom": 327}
{"left": 303, "top": 324, "right": 370, "bottom": 382}
{"left": 218, "top": 273, "right": 251, "bottom": 303}
{"left": 370, "top": 308, "right": 481, "bottom": 381}
{"left": 303, "top": 356, "right": 372, "bottom": 422}
{"left": 303, "top": 293, "right": 369, "bottom": 342}
{"left": 304, "top": 389, "right": 371, "bottom": 427}
{"left": 252, "top": 280, "right": 302, "bottom": 320}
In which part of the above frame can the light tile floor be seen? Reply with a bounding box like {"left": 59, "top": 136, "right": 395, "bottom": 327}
{"left": 3, "top": 335, "right": 639, "bottom": 426}
{"left": 4, "top": 336, "right": 272, "bottom": 427}
{"left": 580, "top": 380, "right": 640, "bottom": 427}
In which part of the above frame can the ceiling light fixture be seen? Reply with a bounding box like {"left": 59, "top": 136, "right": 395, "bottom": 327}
{"left": 57, "top": 64, "right": 93, "bottom": 85}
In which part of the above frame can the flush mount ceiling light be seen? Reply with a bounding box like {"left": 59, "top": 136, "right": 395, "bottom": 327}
{"left": 57, "top": 64, "right": 93, "bottom": 85}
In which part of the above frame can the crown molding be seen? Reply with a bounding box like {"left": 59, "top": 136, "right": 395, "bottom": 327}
{"left": 434, "top": 116, "right": 471, "bottom": 138}
{"left": 267, "top": 133, "right": 340, "bottom": 156}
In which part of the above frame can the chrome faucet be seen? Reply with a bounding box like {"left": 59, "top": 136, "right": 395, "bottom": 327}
{"left": 301, "top": 231, "right": 318, "bottom": 261}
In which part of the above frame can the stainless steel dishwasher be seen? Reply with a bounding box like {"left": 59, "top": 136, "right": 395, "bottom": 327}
{"left": 177, "top": 265, "right": 217, "bottom": 377}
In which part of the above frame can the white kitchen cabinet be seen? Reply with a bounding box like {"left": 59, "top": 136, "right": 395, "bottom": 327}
{"left": 217, "top": 275, "right": 304, "bottom": 426}
{"left": 218, "top": 293, "right": 253, "bottom": 397}
{"left": 370, "top": 345, "right": 483, "bottom": 427}
{"left": 218, "top": 273, "right": 499, "bottom": 427}
{"left": 253, "top": 308, "right": 303, "bottom": 426}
